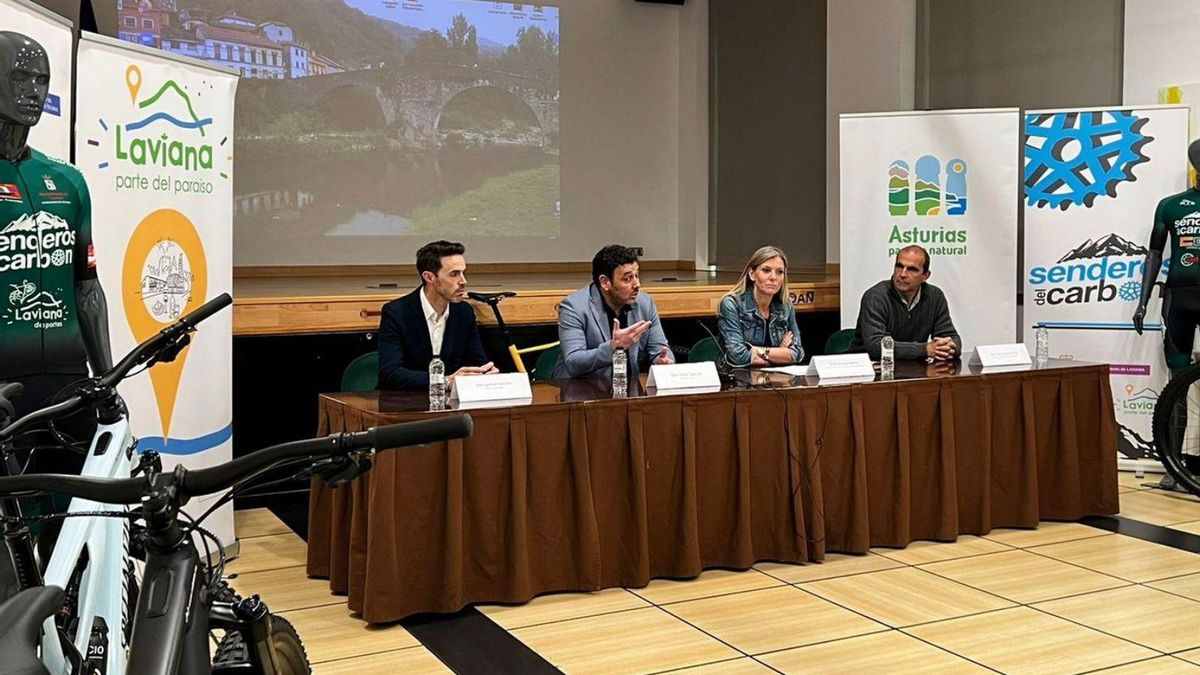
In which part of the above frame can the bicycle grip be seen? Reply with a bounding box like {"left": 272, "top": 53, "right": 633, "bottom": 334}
{"left": 181, "top": 293, "right": 233, "bottom": 328}
{"left": 366, "top": 415, "right": 474, "bottom": 450}
{"left": 0, "top": 382, "right": 23, "bottom": 402}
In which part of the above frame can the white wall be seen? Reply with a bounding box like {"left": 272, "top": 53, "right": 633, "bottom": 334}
{"left": 825, "top": 0, "right": 916, "bottom": 264}
{"left": 1123, "top": 0, "right": 1200, "bottom": 106}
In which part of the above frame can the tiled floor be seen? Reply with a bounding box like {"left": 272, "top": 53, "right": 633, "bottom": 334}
{"left": 228, "top": 474, "right": 1200, "bottom": 674}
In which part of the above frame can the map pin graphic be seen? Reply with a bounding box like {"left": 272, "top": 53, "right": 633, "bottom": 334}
{"left": 122, "top": 209, "right": 207, "bottom": 445}
{"left": 125, "top": 65, "right": 142, "bottom": 105}
{"left": 1126, "top": 384, "right": 1134, "bottom": 397}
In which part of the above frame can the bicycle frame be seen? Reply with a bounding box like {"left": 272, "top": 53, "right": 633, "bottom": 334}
{"left": 39, "top": 416, "right": 135, "bottom": 675}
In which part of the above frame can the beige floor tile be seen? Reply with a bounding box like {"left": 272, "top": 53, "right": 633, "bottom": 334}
{"left": 759, "top": 630, "right": 992, "bottom": 674}
{"left": 872, "top": 535, "right": 1011, "bottom": 565}
{"left": 906, "top": 606, "right": 1157, "bottom": 675}
{"left": 1034, "top": 585, "right": 1200, "bottom": 653}
{"left": 801, "top": 567, "right": 1013, "bottom": 628}
{"left": 235, "top": 507, "right": 292, "bottom": 539}
{"left": 314, "top": 646, "right": 450, "bottom": 674}
{"left": 630, "top": 568, "right": 783, "bottom": 605}
{"left": 982, "top": 522, "right": 1112, "bottom": 548}
{"left": 225, "top": 532, "right": 308, "bottom": 575}
{"left": 1170, "top": 520, "right": 1200, "bottom": 536}
{"left": 512, "top": 607, "right": 739, "bottom": 674}
{"left": 477, "top": 588, "right": 649, "bottom": 630}
{"left": 1148, "top": 572, "right": 1200, "bottom": 601}
{"left": 1180, "top": 648, "right": 1200, "bottom": 666}
{"left": 1119, "top": 490, "right": 1200, "bottom": 526}
{"left": 921, "top": 549, "right": 1130, "bottom": 604}
{"left": 228, "top": 565, "right": 344, "bottom": 612}
{"left": 667, "top": 657, "right": 777, "bottom": 674}
{"left": 663, "top": 586, "right": 886, "bottom": 655}
{"left": 1094, "top": 657, "right": 1200, "bottom": 674}
{"left": 755, "top": 552, "right": 904, "bottom": 584}
{"left": 280, "top": 604, "right": 419, "bottom": 664}
{"left": 1031, "top": 534, "right": 1200, "bottom": 582}
{"left": 1118, "top": 471, "right": 1156, "bottom": 491}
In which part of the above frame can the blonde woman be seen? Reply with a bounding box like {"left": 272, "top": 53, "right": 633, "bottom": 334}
{"left": 717, "top": 246, "right": 804, "bottom": 368}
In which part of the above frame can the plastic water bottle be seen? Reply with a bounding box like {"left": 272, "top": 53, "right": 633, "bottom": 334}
{"left": 880, "top": 335, "right": 895, "bottom": 379}
{"left": 612, "top": 347, "right": 628, "bottom": 398}
{"left": 1035, "top": 326, "right": 1049, "bottom": 365}
{"left": 429, "top": 356, "right": 446, "bottom": 411}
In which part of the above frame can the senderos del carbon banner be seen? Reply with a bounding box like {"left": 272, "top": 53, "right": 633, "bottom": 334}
{"left": 840, "top": 109, "right": 1020, "bottom": 353}
{"left": 3, "top": 0, "right": 73, "bottom": 160}
{"left": 1023, "top": 105, "right": 1188, "bottom": 466}
{"left": 74, "top": 33, "right": 238, "bottom": 545}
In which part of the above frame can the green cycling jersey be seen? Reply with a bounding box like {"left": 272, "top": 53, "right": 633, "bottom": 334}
{"left": 0, "top": 147, "right": 95, "bottom": 378}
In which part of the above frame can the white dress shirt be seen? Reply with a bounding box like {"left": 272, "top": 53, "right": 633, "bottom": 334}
{"left": 419, "top": 288, "right": 449, "bottom": 356}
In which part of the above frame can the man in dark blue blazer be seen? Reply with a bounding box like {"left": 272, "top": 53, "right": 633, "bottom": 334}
{"left": 378, "top": 241, "right": 497, "bottom": 390}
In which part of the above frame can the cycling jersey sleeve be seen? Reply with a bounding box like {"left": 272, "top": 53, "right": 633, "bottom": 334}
{"left": 70, "top": 171, "right": 97, "bottom": 283}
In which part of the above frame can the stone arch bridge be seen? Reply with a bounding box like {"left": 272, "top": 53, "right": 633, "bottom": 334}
{"left": 242, "top": 63, "right": 558, "bottom": 150}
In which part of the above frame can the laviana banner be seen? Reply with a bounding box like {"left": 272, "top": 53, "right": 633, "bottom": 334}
{"left": 839, "top": 109, "right": 1021, "bottom": 354}
{"left": 74, "top": 33, "right": 238, "bottom": 546}
{"left": 3, "top": 0, "right": 73, "bottom": 160}
{"left": 1023, "top": 105, "right": 1188, "bottom": 466}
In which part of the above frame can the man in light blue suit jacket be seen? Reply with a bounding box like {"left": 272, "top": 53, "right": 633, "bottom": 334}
{"left": 555, "top": 244, "right": 675, "bottom": 379}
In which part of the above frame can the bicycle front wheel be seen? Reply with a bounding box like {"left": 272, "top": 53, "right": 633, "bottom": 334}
{"left": 1151, "top": 362, "right": 1200, "bottom": 496}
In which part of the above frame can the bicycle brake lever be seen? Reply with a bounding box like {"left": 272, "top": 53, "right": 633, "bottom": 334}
{"left": 149, "top": 333, "right": 192, "bottom": 367}
{"left": 302, "top": 454, "right": 373, "bottom": 487}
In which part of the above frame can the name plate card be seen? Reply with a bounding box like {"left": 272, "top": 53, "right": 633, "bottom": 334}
{"left": 647, "top": 362, "right": 721, "bottom": 391}
{"left": 973, "top": 343, "right": 1032, "bottom": 368}
{"left": 450, "top": 373, "right": 533, "bottom": 405}
{"left": 805, "top": 354, "right": 876, "bottom": 380}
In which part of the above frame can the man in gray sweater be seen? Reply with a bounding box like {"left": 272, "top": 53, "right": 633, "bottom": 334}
{"left": 848, "top": 245, "right": 962, "bottom": 361}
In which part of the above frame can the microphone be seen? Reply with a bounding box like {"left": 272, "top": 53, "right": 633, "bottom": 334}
{"left": 695, "top": 319, "right": 736, "bottom": 381}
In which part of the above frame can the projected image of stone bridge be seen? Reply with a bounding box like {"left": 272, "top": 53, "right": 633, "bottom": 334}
{"left": 239, "top": 63, "right": 558, "bottom": 151}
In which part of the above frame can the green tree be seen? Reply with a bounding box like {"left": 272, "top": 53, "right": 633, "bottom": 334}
{"left": 406, "top": 28, "right": 451, "bottom": 65}
{"left": 498, "top": 26, "right": 558, "bottom": 81}
{"left": 446, "top": 13, "right": 478, "bottom": 66}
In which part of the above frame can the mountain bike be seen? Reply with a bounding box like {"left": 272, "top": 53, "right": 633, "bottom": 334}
{"left": 0, "top": 289, "right": 476, "bottom": 673}
{"left": 1151, "top": 363, "right": 1200, "bottom": 497}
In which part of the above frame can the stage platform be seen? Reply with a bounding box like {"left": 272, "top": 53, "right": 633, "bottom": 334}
{"left": 232, "top": 266, "right": 841, "bottom": 336}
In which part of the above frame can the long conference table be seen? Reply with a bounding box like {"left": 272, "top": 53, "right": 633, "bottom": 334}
{"left": 306, "top": 359, "right": 1119, "bottom": 624}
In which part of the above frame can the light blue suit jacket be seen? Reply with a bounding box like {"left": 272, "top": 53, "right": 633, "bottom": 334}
{"left": 554, "top": 283, "right": 673, "bottom": 379}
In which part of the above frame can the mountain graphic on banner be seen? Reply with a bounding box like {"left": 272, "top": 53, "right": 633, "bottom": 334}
{"left": 1117, "top": 423, "right": 1156, "bottom": 460}
{"left": 1056, "top": 233, "right": 1148, "bottom": 263}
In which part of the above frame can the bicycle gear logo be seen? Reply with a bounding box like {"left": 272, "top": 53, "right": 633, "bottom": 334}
{"left": 1183, "top": 253, "right": 1198, "bottom": 267}
{"left": 140, "top": 240, "right": 194, "bottom": 323}
{"left": 4, "top": 280, "right": 67, "bottom": 329}
{"left": 1028, "top": 233, "right": 1148, "bottom": 306}
{"left": 885, "top": 155, "right": 969, "bottom": 257}
{"left": 0, "top": 212, "right": 76, "bottom": 273}
{"left": 1024, "top": 110, "right": 1153, "bottom": 210}
{"left": 88, "top": 64, "right": 230, "bottom": 196}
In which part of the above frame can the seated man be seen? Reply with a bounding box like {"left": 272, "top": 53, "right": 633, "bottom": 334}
{"left": 378, "top": 240, "right": 497, "bottom": 390}
{"left": 848, "top": 245, "right": 962, "bottom": 361}
{"left": 555, "top": 244, "right": 674, "bottom": 379}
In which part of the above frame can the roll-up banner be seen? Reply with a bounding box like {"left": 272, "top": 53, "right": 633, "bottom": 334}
{"left": 3, "top": 0, "right": 73, "bottom": 160}
{"left": 1023, "top": 105, "right": 1189, "bottom": 470}
{"left": 74, "top": 32, "right": 238, "bottom": 546}
{"left": 839, "top": 109, "right": 1021, "bottom": 353}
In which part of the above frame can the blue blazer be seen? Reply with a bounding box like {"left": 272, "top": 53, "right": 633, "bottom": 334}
{"left": 377, "top": 287, "right": 489, "bottom": 390}
{"left": 554, "top": 283, "right": 672, "bottom": 379}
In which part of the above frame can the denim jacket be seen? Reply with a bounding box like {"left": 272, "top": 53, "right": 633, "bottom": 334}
{"left": 716, "top": 289, "right": 804, "bottom": 368}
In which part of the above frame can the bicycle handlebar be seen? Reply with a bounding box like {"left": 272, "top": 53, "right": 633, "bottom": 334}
{"left": 0, "top": 294, "right": 232, "bottom": 441}
{"left": 0, "top": 415, "right": 473, "bottom": 504}
{"left": 99, "top": 293, "right": 233, "bottom": 390}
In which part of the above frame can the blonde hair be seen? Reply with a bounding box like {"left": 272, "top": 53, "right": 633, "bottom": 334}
{"left": 726, "top": 245, "right": 790, "bottom": 305}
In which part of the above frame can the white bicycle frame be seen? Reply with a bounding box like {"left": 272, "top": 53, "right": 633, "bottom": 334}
{"left": 39, "top": 415, "right": 135, "bottom": 675}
